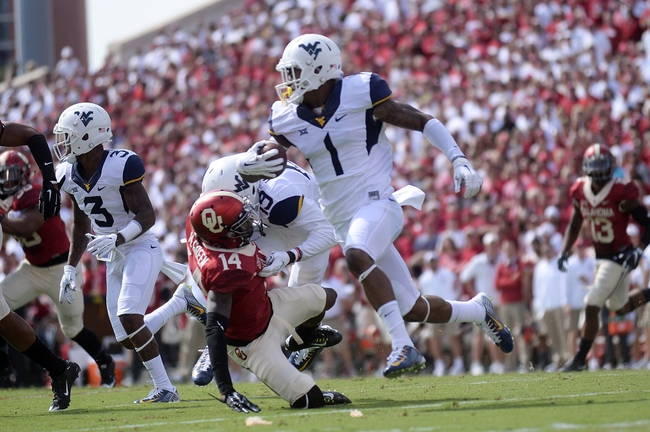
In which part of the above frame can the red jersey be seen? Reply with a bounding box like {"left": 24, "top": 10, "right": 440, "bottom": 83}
{"left": 10, "top": 183, "right": 70, "bottom": 266}
{"left": 186, "top": 218, "right": 271, "bottom": 344}
{"left": 570, "top": 176, "right": 638, "bottom": 258}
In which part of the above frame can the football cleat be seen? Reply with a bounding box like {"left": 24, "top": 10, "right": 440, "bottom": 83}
{"left": 289, "top": 346, "right": 324, "bottom": 372}
{"left": 472, "top": 293, "right": 514, "bottom": 353}
{"left": 322, "top": 391, "right": 351, "bottom": 405}
{"left": 284, "top": 325, "right": 342, "bottom": 351}
{"left": 559, "top": 357, "right": 587, "bottom": 373}
{"left": 174, "top": 283, "right": 207, "bottom": 325}
{"left": 49, "top": 361, "right": 81, "bottom": 411}
{"left": 134, "top": 387, "right": 180, "bottom": 404}
{"left": 192, "top": 346, "right": 213, "bottom": 386}
{"left": 382, "top": 345, "right": 426, "bottom": 378}
{"left": 99, "top": 357, "right": 116, "bottom": 388}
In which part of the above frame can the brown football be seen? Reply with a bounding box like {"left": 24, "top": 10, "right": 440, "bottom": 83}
{"left": 241, "top": 140, "right": 288, "bottom": 182}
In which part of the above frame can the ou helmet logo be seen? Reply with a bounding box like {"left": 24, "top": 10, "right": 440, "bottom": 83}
{"left": 201, "top": 208, "right": 224, "bottom": 233}
{"left": 234, "top": 348, "right": 247, "bottom": 360}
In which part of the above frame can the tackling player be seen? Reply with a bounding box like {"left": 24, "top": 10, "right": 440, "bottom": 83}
{"left": 0, "top": 150, "right": 115, "bottom": 387}
{"left": 190, "top": 154, "right": 339, "bottom": 383}
{"left": 54, "top": 102, "right": 178, "bottom": 403}
{"left": 558, "top": 144, "right": 650, "bottom": 372}
{"left": 187, "top": 190, "right": 350, "bottom": 412}
{"left": 238, "top": 34, "right": 512, "bottom": 378}
{"left": 0, "top": 121, "right": 79, "bottom": 411}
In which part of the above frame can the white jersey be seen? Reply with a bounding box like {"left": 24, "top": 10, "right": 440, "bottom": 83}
{"left": 269, "top": 72, "right": 394, "bottom": 225}
{"left": 56, "top": 149, "right": 156, "bottom": 244}
{"left": 255, "top": 161, "right": 336, "bottom": 260}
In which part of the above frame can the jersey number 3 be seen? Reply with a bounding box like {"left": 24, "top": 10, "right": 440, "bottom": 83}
{"left": 85, "top": 196, "right": 114, "bottom": 227}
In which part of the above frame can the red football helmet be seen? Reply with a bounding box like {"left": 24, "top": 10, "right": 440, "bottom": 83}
{"left": 582, "top": 143, "right": 615, "bottom": 183}
{"left": 0, "top": 150, "right": 33, "bottom": 196}
{"left": 189, "top": 190, "right": 260, "bottom": 249}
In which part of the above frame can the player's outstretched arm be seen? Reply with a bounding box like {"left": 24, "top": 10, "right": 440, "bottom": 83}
{"left": 206, "top": 290, "right": 260, "bottom": 413}
{"left": 374, "top": 98, "right": 482, "bottom": 198}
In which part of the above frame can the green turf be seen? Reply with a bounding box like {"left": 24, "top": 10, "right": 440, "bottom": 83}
{"left": 1, "top": 370, "right": 650, "bottom": 431}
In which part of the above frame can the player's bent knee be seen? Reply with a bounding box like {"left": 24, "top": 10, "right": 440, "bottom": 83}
{"left": 60, "top": 321, "right": 84, "bottom": 340}
{"left": 323, "top": 287, "right": 338, "bottom": 310}
{"left": 345, "top": 249, "right": 373, "bottom": 276}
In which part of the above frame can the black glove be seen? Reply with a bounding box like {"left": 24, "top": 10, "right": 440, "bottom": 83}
{"left": 617, "top": 247, "right": 644, "bottom": 271}
{"left": 557, "top": 251, "right": 569, "bottom": 272}
{"left": 39, "top": 181, "right": 61, "bottom": 220}
{"left": 223, "top": 390, "right": 261, "bottom": 413}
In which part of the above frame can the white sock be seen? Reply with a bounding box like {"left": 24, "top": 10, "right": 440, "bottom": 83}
{"left": 448, "top": 300, "right": 484, "bottom": 324}
{"left": 143, "top": 355, "right": 174, "bottom": 391}
{"left": 144, "top": 296, "right": 186, "bottom": 334}
{"left": 377, "top": 300, "right": 414, "bottom": 350}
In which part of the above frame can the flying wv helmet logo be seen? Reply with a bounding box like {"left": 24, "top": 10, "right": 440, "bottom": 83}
{"left": 233, "top": 175, "right": 250, "bottom": 193}
{"left": 299, "top": 41, "right": 322, "bottom": 60}
{"left": 202, "top": 208, "right": 224, "bottom": 233}
{"left": 74, "top": 110, "right": 94, "bottom": 127}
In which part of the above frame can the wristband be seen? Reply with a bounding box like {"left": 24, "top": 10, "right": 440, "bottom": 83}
{"left": 290, "top": 247, "right": 303, "bottom": 263}
{"left": 423, "top": 118, "right": 465, "bottom": 161}
{"left": 118, "top": 220, "right": 142, "bottom": 243}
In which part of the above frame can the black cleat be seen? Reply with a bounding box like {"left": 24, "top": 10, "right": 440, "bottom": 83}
{"left": 323, "top": 391, "right": 351, "bottom": 405}
{"left": 99, "top": 357, "right": 116, "bottom": 388}
{"left": 285, "top": 325, "right": 342, "bottom": 351}
{"left": 289, "top": 347, "right": 324, "bottom": 372}
{"left": 559, "top": 357, "right": 587, "bottom": 373}
{"left": 49, "top": 361, "right": 81, "bottom": 412}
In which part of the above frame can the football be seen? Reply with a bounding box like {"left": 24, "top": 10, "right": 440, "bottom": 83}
{"left": 241, "top": 140, "right": 288, "bottom": 182}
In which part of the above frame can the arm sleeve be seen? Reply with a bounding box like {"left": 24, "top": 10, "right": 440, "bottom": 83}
{"left": 205, "top": 312, "right": 234, "bottom": 395}
{"left": 26, "top": 134, "right": 56, "bottom": 183}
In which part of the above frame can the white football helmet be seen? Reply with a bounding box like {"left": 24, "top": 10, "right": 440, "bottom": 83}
{"left": 202, "top": 155, "right": 260, "bottom": 208}
{"left": 53, "top": 102, "right": 113, "bottom": 162}
{"left": 275, "top": 34, "right": 343, "bottom": 105}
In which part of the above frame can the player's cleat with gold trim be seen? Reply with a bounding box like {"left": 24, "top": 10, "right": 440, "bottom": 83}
{"left": 472, "top": 293, "right": 514, "bottom": 353}
{"left": 382, "top": 346, "right": 426, "bottom": 378}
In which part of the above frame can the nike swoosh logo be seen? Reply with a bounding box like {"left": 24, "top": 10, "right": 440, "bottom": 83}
{"left": 323, "top": 392, "right": 333, "bottom": 399}
{"left": 487, "top": 313, "right": 503, "bottom": 331}
{"left": 44, "top": 162, "right": 53, "bottom": 166}
{"left": 335, "top": 114, "right": 347, "bottom": 122}
{"left": 150, "top": 245, "right": 156, "bottom": 249}
{"left": 98, "top": 186, "right": 107, "bottom": 191}
{"left": 63, "top": 381, "right": 69, "bottom": 396}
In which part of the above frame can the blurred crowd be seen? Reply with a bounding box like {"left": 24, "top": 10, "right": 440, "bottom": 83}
{"left": 2, "top": 0, "right": 650, "bottom": 386}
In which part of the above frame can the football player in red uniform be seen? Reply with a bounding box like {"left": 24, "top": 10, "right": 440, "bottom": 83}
{"left": 188, "top": 190, "right": 350, "bottom": 412}
{"left": 558, "top": 144, "right": 650, "bottom": 372}
{"left": 0, "top": 122, "right": 78, "bottom": 411}
{"left": 0, "top": 150, "right": 115, "bottom": 387}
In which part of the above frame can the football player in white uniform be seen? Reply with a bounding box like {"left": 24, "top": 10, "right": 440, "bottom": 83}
{"left": 238, "top": 34, "right": 513, "bottom": 378}
{"left": 54, "top": 102, "right": 179, "bottom": 404}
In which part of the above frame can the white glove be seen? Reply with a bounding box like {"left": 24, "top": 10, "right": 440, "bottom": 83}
{"left": 258, "top": 251, "right": 292, "bottom": 277}
{"left": 59, "top": 265, "right": 77, "bottom": 304}
{"left": 452, "top": 157, "right": 482, "bottom": 198}
{"left": 86, "top": 233, "right": 118, "bottom": 259}
{"left": 235, "top": 141, "right": 284, "bottom": 179}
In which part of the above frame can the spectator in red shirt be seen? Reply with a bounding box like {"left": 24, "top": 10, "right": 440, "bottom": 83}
{"left": 495, "top": 238, "right": 531, "bottom": 373}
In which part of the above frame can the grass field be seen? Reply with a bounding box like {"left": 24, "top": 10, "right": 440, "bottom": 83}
{"left": 1, "top": 370, "right": 650, "bottom": 431}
